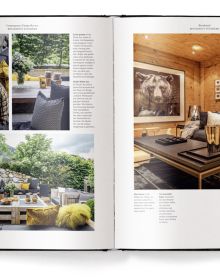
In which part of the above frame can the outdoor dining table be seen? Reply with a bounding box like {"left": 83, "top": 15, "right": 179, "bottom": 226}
{"left": 12, "top": 80, "right": 69, "bottom": 104}
{"left": 0, "top": 195, "right": 47, "bottom": 225}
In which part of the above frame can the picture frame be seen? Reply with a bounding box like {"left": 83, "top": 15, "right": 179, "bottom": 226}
{"left": 134, "top": 61, "right": 185, "bottom": 123}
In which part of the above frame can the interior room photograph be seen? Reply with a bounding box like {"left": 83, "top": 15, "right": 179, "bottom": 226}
{"left": 134, "top": 34, "right": 220, "bottom": 190}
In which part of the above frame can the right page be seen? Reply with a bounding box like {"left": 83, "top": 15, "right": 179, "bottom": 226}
{"left": 114, "top": 16, "right": 220, "bottom": 249}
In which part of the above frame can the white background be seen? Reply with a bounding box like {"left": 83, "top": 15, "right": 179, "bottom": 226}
{"left": 2, "top": 0, "right": 220, "bottom": 280}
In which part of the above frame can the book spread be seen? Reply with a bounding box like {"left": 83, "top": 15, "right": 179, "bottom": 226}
{"left": 0, "top": 16, "right": 220, "bottom": 250}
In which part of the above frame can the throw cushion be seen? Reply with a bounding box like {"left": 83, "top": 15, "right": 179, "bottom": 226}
{"left": 0, "top": 82, "right": 8, "bottom": 125}
{"left": 56, "top": 204, "right": 91, "bottom": 229}
{"left": 207, "top": 111, "right": 220, "bottom": 126}
{"left": 51, "top": 188, "right": 58, "bottom": 198}
{"left": 199, "top": 112, "right": 208, "bottom": 129}
{"left": 58, "top": 187, "right": 65, "bottom": 193}
{"left": 181, "top": 121, "right": 200, "bottom": 139}
{"left": 31, "top": 92, "right": 64, "bottom": 130}
{"left": 21, "top": 183, "right": 30, "bottom": 190}
{"left": 14, "top": 182, "right": 22, "bottom": 190}
{"left": 50, "top": 81, "right": 69, "bottom": 130}
{"left": 28, "top": 178, "right": 39, "bottom": 190}
{"left": 27, "top": 205, "right": 59, "bottom": 226}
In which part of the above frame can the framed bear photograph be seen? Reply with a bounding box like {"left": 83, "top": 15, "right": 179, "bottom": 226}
{"left": 134, "top": 62, "right": 185, "bottom": 123}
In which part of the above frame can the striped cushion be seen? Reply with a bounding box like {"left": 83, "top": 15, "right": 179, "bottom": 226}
{"left": 181, "top": 121, "right": 200, "bottom": 139}
{"left": 31, "top": 92, "right": 64, "bottom": 130}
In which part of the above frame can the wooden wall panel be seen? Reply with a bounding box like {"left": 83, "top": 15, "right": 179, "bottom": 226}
{"left": 134, "top": 44, "right": 201, "bottom": 131}
{"left": 202, "top": 63, "right": 220, "bottom": 112}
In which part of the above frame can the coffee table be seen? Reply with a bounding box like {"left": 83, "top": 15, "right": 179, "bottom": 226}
{"left": 0, "top": 195, "right": 47, "bottom": 224}
{"left": 134, "top": 134, "right": 220, "bottom": 189}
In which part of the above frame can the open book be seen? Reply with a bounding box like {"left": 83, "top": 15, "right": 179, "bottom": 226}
{"left": 0, "top": 16, "right": 220, "bottom": 250}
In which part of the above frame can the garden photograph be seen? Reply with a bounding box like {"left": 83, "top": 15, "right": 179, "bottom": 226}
{"left": 0, "top": 132, "right": 94, "bottom": 231}
{"left": 12, "top": 34, "right": 70, "bottom": 130}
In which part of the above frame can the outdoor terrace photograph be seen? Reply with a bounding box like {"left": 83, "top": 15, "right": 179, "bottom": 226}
{"left": 12, "top": 34, "right": 70, "bottom": 130}
{"left": 0, "top": 133, "right": 94, "bottom": 231}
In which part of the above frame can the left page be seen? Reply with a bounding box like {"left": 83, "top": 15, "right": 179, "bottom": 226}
{"left": 0, "top": 16, "right": 114, "bottom": 250}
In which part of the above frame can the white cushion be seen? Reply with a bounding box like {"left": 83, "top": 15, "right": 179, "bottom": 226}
{"left": 14, "top": 182, "right": 21, "bottom": 190}
{"left": 51, "top": 188, "right": 58, "bottom": 198}
{"left": 207, "top": 111, "right": 220, "bottom": 126}
{"left": 58, "top": 187, "right": 65, "bottom": 193}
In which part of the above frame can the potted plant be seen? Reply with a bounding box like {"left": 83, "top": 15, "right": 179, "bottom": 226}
{"left": 12, "top": 52, "right": 33, "bottom": 85}
{"left": 4, "top": 182, "right": 17, "bottom": 197}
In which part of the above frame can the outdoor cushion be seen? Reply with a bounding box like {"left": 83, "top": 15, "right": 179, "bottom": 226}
{"left": 50, "top": 81, "right": 69, "bottom": 130}
{"left": 27, "top": 205, "right": 59, "bottom": 226}
{"left": 28, "top": 178, "right": 39, "bottom": 191}
{"left": 56, "top": 204, "right": 91, "bottom": 229}
{"left": 39, "top": 184, "right": 50, "bottom": 197}
{"left": 21, "top": 183, "right": 30, "bottom": 190}
{"left": 31, "top": 91, "right": 64, "bottom": 130}
{"left": 51, "top": 188, "right": 58, "bottom": 198}
{"left": 14, "top": 182, "right": 22, "bottom": 190}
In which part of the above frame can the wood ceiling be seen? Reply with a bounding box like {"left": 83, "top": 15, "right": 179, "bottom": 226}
{"left": 134, "top": 34, "right": 220, "bottom": 62}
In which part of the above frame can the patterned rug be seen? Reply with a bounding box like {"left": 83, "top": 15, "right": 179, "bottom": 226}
{"left": 134, "top": 158, "right": 220, "bottom": 190}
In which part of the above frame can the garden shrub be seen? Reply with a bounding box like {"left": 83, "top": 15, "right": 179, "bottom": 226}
{"left": 86, "top": 199, "right": 95, "bottom": 221}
